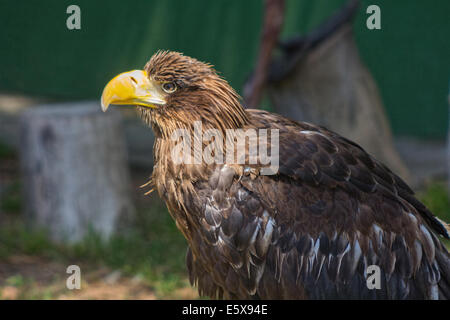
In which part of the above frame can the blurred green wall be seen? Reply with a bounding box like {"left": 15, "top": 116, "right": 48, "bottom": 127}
{"left": 0, "top": 0, "right": 448, "bottom": 138}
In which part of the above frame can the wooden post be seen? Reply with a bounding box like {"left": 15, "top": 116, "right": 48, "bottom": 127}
{"left": 243, "top": 0, "right": 285, "bottom": 108}
{"left": 252, "top": 0, "right": 412, "bottom": 184}
{"left": 19, "top": 102, "right": 135, "bottom": 243}
{"left": 266, "top": 24, "right": 412, "bottom": 185}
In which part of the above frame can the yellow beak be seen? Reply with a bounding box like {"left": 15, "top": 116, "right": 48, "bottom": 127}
{"left": 100, "top": 70, "right": 166, "bottom": 112}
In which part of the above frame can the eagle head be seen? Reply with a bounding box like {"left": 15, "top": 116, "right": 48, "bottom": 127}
{"left": 101, "top": 50, "right": 248, "bottom": 137}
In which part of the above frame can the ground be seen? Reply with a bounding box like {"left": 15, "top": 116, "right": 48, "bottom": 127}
{"left": 0, "top": 255, "right": 157, "bottom": 300}
{"left": 0, "top": 254, "right": 200, "bottom": 300}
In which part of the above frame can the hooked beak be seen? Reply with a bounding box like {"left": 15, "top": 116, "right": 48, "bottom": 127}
{"left": 101, "top": 70, "right": 166, "bottom": 112}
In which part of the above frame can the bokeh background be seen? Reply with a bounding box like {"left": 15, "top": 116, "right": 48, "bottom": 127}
{"left": 0, "top": 0, "right": 449, "bottom": 299}
{"left": 1, "top": 0, "right": 449, "bottom": 137}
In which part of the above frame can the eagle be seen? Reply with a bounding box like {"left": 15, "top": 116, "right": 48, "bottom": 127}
{"left": 101, "top": 50, "right": 450, "bottom": 299}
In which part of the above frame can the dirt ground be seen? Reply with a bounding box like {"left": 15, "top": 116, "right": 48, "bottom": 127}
{"left": 0, "top": 254, "right": 198, "bottom": 300}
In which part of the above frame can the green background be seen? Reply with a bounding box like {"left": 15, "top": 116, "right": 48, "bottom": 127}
{"left": 0, "top": 0, "right": 448, "bottom": 138}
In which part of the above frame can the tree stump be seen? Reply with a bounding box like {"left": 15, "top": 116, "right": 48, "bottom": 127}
{"left": 265, "top": 23, "right": 412, "bottom": 185}
{"left": 19, "top": 102, "right": 135, "bottom": 243}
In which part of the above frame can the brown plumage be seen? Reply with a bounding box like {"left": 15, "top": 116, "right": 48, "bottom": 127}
{"left": 102, "top": 50, "right": 450, "bottom": 299}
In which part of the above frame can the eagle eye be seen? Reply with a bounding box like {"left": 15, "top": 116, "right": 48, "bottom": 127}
{"left": 162, "top": 82, "right": 177, "bottom": 93}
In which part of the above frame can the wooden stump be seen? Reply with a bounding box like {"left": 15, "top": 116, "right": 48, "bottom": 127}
{"left": 19, "top": 102, "right": 135, "bottom": 243}
{"left": 266, "top": 24, "right": 412, "bottom": 185}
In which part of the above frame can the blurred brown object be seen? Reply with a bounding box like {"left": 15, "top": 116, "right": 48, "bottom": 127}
{"left": 19, "top": 102, "right": 135, "bottom": 243}
{"left": 448, "top": 84, "right": 450, "bottom": 194}
{"left": 243, "top": 0, "right": 285, "bottom": 108}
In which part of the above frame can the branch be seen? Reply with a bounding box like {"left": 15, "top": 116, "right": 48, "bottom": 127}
{"left": 268, "top": 0, "right": 360, "bottom": 82}
{"left": 243, "top": 0, "right": 285, "bottom": 108}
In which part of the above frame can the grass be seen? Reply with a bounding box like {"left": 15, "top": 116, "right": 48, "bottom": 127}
{"left": 0, "top": 197, "right": 192, "bottom": 299}
{"left": 418, "top": 182, "right": 450, "bottom": 249}
{"left": 5, "top": 275, "right": 25, "bottom": 287}
{"left": 69, "top": 200, "right": 191, "bottom": 297}
{"left": 0, "top": 140, "right": 15, "bottom": 159}
{"left": 0, "top": 181, "right": 21, "bottom": 213}
{"left": 418, "top": 182, "right": 450, "bottom": 222}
